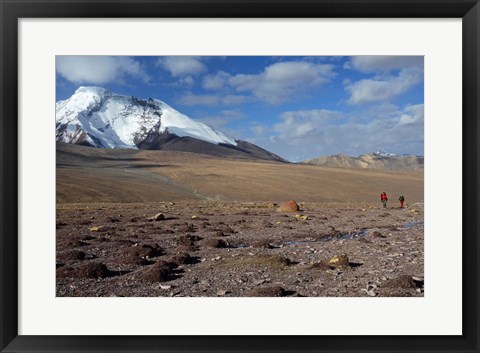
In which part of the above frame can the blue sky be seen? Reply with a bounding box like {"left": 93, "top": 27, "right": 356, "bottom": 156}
{"left": 56, "top": 56, "right": 424, "bottom": 162}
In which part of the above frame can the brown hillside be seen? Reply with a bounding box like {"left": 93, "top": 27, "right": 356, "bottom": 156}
{"left": 57, "top": 143, "right": 424, "bottom": 204}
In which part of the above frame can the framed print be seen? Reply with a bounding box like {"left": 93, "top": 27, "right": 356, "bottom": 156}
{"left": 1, "top": 0, "right": 479, "bottom": 352}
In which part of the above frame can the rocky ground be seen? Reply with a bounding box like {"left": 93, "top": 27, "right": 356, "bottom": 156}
{"left": 56, "top": 201, "right": 424, "bottom": 297}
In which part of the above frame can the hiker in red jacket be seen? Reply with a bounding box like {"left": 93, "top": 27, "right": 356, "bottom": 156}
{"left": 380, "top": 192, "right": 388, "bottom": 208}
{"left": 399, "top": 195, "right": 405, "bottom": 208}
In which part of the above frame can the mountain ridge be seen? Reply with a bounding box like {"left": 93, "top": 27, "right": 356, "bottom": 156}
{"left": 303, "top": 151, "right": 424, "bottom": 170}
{"left": 55, "top": 86, "right": 287, "bottom": 162}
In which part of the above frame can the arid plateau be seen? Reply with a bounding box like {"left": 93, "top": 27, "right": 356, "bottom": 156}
{"left": 57, "top": 143, "right": 424, "bottom": 297}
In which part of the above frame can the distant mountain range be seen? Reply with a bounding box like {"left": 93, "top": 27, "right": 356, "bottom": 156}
{"left": 302, "top": 150, "right": 424, "bottom": 170}
{"left": 55, "top": 86, "right": 286, "bottom": 162}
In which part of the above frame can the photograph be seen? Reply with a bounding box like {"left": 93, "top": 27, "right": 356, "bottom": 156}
{"left": 55, "top": 55, "right": 425, "bottom": 297}
{"left": 2, "top": 0, "right": 478, "bottom": 350}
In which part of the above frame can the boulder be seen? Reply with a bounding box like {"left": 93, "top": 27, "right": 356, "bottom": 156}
{"left": 371, "top": 231, "right": 386, "bottom": 238}
{"left": 154, "top": 213, "right": 165, "bottom": 221}
{"left": 276, "top": 201, "right": 300, "bottom": 213}
{"left": 328, "top": 254, "right": 350, "bottom": 268}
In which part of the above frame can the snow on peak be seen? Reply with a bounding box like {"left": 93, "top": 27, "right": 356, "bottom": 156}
{"left": 152, "top": 99, "right": 236, "bottom": 146}
{"left": 374, "top": 150, "right": 396, "bottom": 157}
{"left": 56, "top": 87, "right": 237, "bottom": 149}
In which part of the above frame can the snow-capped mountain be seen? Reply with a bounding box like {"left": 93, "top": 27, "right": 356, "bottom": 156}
{"left": 56, "top": 87, "right": 286, "bottom": 162}
{"left": 56, "top": 86, "right": 236, "bottom": 148}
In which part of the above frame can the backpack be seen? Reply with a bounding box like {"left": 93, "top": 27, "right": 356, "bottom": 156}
{"left": 399, "top": 196, "right": 405, "bottom": 201}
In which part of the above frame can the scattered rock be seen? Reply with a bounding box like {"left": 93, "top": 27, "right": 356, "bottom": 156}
{"left": 328, "top": 255, "right": 350, "bottom": 268}
{"left": 252, "top": 279, "right": 266, "bottom": 286}
{"left": 217, "top": 289, "right": 230, "bottom": 296}
{"left": 276, "top": 201, "right": 300, "bottom": 213}
{"left": 252, "top": 239, "right": 274, "bottom": 249}
{"left": 88, "top": 226, "right": 104, "bottom": 232}
{"left": 220, "top": 226, "right": 235, "bottom": 234}
{"left": 64, "top": 239, "right": 89, "bottom": 247}
{"left": 176, "top": 235, "right": 197, "bottom": 251}
{"left": 357, "top": 237, "right": 372, "bottom": 244}
{"left": 153, "top": 213, "right": 165, "bottom": 221}
{"left": 371, "top": 231, "right": 386, "bottom": 238}
{"left": 154, "top": 260, "right": 179, "bottom": 270}
{"left": 203, "top": 238, "right": 227, "bottom": 248}
{"left": 139, "top": 262, "right": 173, "bottom": 282}
{"left": 245, "top": 286, "right": 286, "bottom": 297}
{"left": 59, "top": 250, "right": 86, "bottom": 261}
{"left": 76, "top": 262, "right": 110, "bottom": 279}
{"left": 309, "top": 261, "right": 331, "bottom": 270}
{"left": 361, "top": 288, "right": 377, "bottom": 297}
{"left": 56, "top": 221, "right": 68, "bottom": 228}
{"left": 169, "top": 253, "right": 194, "bottom": 265}
{"left": 126, "top": 244, "right": 158, "bottom": 258}
{"left": 178, "top": 223, "right": 196, "bottom": 232}
{"left": 383, "top": 275, "right": 417, "bottom": 288}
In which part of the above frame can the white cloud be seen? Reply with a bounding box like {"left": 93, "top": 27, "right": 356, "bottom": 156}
{"left": 56, "top": 56, "right": 150, "bottom": 84}
{"left": 167, "top": 75, "right": 195, "bottom": 88}
{"left": 228, "top": 61, "right": 335, "bottom": 104}
{"left": 177, "top": 93, "right": 249, "bottom": 106}
{"left": 177, "top": 93, "right": 219, "bottom": 106}
{"left": 222, "top": 94, "right": 250, "bottom": 105}
{"left": 250, "top": 124, "right": 267, "bottom": 136}
{"left": 179, "top": 75, "right": 194, "bottom": 87}
{"left": 397, "top": 104, "right": 424, "bottom": 126}
{"left": 345, "top": 67, "right": 423, "bottom": 105}
{"left": 198, "top": 110, "right": 244, "bottom": 129}
{"left": 248, "top": 104, "right": 424, "bottom": 161}
{"left": 157, "top": 56, "right": 206, "bottom": 77}
{"left": 202, "top": 71, "right": 230, "bottom": 90}
{"left": 202, "top": 61, "right": 335, "bottom": 104}
{"left": 274, "top": 110, "right": 342, "bottom": 140}
{"left": 345, "top": 56, "right": 423, "bottom": 73}
{"left": 197, "top": 110, "right": 245, "bottom": 138}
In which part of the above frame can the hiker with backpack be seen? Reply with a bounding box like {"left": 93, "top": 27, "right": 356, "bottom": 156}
{"left": 399, "top": 195, "right": 405, "bottom": 208}
{"left": 380, "top": 192, "right": 388, "bottom": 208}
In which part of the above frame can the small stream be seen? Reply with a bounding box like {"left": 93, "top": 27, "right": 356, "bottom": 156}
{"left": 228, "top": 218, "right": 423, "bottom": 249}
{"left": 401, "top": 219, "right": 424, "bottom": 229}
{"left": 284, "top": 228, "right": 368, "bottom": 246}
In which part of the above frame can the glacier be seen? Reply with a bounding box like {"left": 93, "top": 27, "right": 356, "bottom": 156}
{"left": 55, "top": 86, "right": 237, "bottom": 149}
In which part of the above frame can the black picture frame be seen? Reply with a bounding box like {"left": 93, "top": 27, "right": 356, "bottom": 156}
{"left": 1, "top": 1, "right": 479, "bottom": 352}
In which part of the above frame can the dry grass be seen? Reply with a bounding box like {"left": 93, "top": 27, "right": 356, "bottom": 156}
{"left": 57, "top": 143, "right": 424, "bottom": 204}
